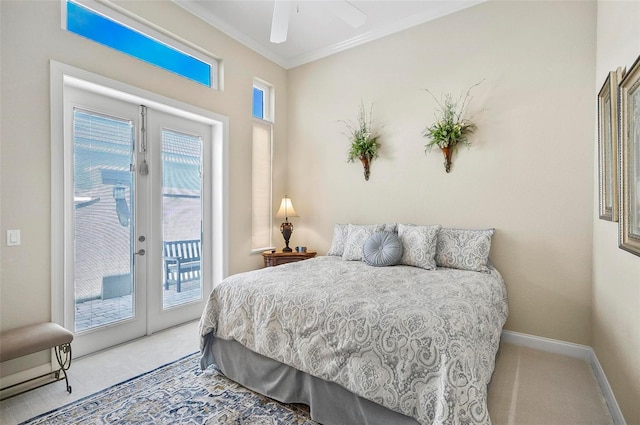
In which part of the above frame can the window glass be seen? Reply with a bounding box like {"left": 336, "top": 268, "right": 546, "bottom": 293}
{"left": 73, "top": 108, "right": 134, "bottom": 332}
{"left": 252, "top": 87, "right": 265, "bottom": 119}
{"left": 162, "top": 129, "right": 203, "bottom": 308}
{"left": 66, "top": 1, "right": 212, "bottom": 87}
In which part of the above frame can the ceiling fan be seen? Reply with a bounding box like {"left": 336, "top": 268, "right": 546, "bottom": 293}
{"left": 270, "top": 0, "right": 367, "bottom": 44}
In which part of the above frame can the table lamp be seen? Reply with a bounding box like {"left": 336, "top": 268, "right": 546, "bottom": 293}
{"left": 275, "top": 196, "right": 298, "bottom": 252}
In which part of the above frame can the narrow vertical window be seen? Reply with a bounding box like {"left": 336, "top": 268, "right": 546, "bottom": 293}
{"left": 251, "top": 79, "right": 273, "bottom": 252}
{"left": 252, "top": 122, "right": 273, "bottom": 251}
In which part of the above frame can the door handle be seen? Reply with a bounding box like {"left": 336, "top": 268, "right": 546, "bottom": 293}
{"left": 135, "top": 249, "right": 146, "bottom": 256}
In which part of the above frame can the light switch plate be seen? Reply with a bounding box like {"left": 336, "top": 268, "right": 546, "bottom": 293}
{"left": 7, "top": 230, "right": 20, "bottom": 246}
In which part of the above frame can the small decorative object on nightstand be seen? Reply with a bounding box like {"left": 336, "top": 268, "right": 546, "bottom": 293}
{"left": 262, "top": 250, "right": 316, "bottom": 267}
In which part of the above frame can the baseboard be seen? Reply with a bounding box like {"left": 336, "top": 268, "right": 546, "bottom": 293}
{"left": 501, "top": 330, "right": 627, "bottom": 425}
{"left": 589, "top": 349, "right": 628, "bottom": 425}
{"left": 501, "top": 330, "right": 592, "bottom": 360}
{"left": 0, "top": 363, "right": 52, "bottom": 390}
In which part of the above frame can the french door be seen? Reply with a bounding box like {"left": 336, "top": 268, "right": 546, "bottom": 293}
{"left": 63, "top": 85, "right": 212, "bottom": 357}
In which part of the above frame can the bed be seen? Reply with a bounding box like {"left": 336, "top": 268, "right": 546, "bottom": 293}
{"left": 199, "top": 225, "right": 508, "bottom": 425}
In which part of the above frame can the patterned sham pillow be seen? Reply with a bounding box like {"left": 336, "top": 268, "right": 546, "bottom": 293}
{"left": 382, "top": 223, "right": 397, "bottom": 233}
{"left": 363, "top": 231, "right": 403, "bottom": 267}
{"left": 397, "top": 224, "right": 442, "bottom": 270}
{"left": 435, "top": 228, "right": 495, "bottom": 272}
{"left": 327, "top": 224, "right": 349, "bottom": 256}
{"left": 342, "top": 224, "right": 385, "bottom": 261}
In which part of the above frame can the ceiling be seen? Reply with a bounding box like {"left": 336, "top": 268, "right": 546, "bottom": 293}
{"left": 172, "top": 0, "right": 486, "bottom": 69}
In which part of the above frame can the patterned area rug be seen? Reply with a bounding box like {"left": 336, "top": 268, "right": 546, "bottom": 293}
{"left": 21, "top": 353, "right": 319, "bottom": 425}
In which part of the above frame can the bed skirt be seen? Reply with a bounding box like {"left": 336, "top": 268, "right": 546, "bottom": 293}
{"left": 201, "top": 334, "right": 420, "bottom": 425}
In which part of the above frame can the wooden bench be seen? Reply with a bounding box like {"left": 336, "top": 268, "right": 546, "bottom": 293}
{"left": 163, "top": 239, "right": 201, "bottom": 292}
{"left": 0, "top": 322, "right": 73, "bottom": 398}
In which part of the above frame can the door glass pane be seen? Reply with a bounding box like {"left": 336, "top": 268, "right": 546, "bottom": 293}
{"left": 162, "top": 129, "right": 203, "bottom": 308}
{"left": 73, "top": 109, "right": 134, "bottom": 332}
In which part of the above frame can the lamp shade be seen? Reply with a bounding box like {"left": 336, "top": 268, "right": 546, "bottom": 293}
{"left": 275, "top": 196, "right": 298, "bottom": 219}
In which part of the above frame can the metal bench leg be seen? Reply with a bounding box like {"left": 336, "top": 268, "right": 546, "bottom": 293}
{"left": 54, "top": 343, "right": 72, "bottom": 394}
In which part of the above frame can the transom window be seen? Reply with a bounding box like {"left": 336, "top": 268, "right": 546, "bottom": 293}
{"left": 64, "top": 0, "right": 218, "bottom": 88}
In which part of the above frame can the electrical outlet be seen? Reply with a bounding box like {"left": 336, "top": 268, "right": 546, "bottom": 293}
{"left": 7, "top": 230, "right": 21, "bottom": 246}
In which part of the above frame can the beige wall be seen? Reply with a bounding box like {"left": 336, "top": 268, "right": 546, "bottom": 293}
{"left": 0, "top": 0, "right": 287, "bottom": 373}
{"left": 2, "top": 1, "right": 638, "bottom": 422}
{"left": 288, "top": 0, "right": 596, "bottom": 345}
{"left": 593, "top": 1, "right": 640, "bottom": 423}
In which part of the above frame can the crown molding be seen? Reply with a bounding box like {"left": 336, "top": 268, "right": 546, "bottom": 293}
{"left": 173, "top": 0, "right": 485, "bottom": 70}
{"left": 172, "top": 0, "right": 290, "bottom": 69}
{"left": 285, "top": 0, "right": 486, "bottom": 69}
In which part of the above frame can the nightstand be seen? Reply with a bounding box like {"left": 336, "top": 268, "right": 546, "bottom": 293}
{"left": 262, "top": 250, "right": 317, "bottom": 267}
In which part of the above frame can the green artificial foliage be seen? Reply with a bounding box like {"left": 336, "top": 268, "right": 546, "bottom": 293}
{"left": 342, "top": 102, "right": 380, "bottom": 162}
{"left": 423, "top": 81, "right": 482, "bottom": 151}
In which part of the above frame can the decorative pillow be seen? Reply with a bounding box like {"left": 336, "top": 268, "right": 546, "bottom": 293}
{"left": 397, "top": 224, "right": 442, "bottom": 270}
{"left": 383, "top": 223, "right": 397, "bottom": 233}
{"left": 435, "top": 228, "right": 494, "bottom": 272}
{"left": 327, "top": 224, "right": 348, "bottom": 256}
{"left": 363, "top": 231, "right": 403, "bottom": 267}
{"left": 342, "top": 224, "right": 384, "bottom": 261}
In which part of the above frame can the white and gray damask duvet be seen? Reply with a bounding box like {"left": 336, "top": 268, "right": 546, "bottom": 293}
{"left": 199, "top": 256, "right": 508, "bottom": 425}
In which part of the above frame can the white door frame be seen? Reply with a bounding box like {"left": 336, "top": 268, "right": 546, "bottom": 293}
{"left": 50, "top": 61, "right": 229, "bottom": 353}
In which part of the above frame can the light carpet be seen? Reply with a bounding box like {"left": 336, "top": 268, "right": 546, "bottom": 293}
{"left": 19, "top": 353, "right": 318, "bottom": 425}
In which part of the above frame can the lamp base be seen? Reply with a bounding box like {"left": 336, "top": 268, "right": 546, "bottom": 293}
{"left": 280, "top": 221, "right": 294, "bottom": 254}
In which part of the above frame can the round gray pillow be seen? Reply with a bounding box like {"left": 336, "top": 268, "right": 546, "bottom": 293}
{"left": 363, "top": 231, "right": 403, "bottom": 267}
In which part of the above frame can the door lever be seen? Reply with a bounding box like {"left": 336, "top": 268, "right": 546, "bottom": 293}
{"left": 134, "top": 249, "right": 146, "bottom": 256}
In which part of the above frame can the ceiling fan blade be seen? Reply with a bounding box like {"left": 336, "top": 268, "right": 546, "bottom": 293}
{"left": 270, "top": 0, "right": 291, "bottom": 44}
{"left": 328, "top": 1, "right": 367, "bottom": 28}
